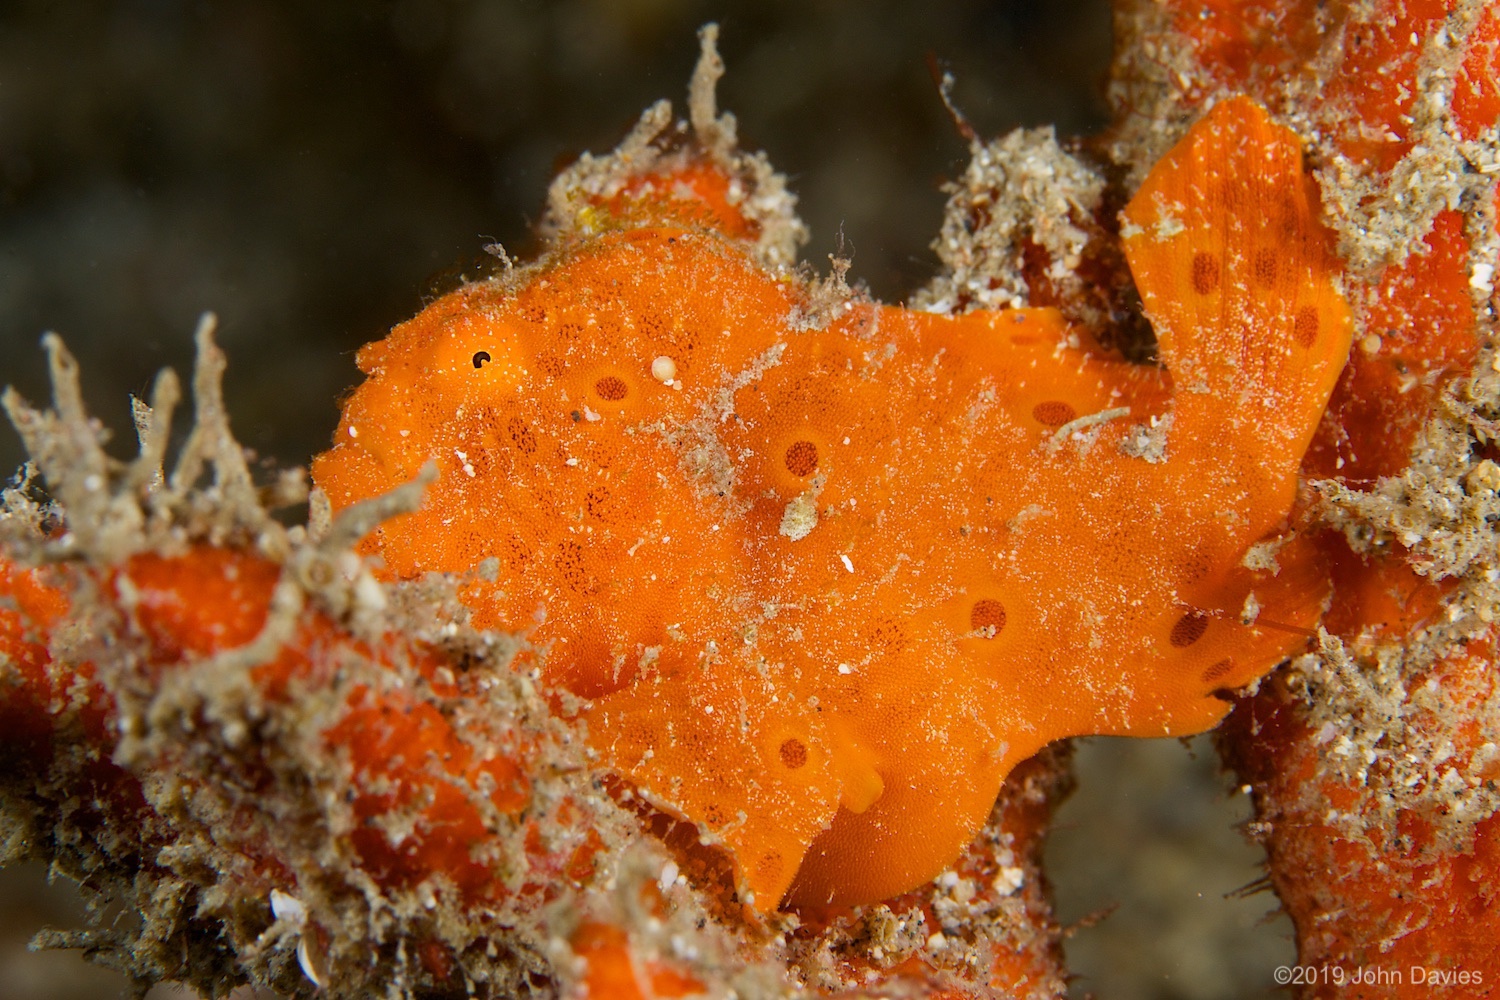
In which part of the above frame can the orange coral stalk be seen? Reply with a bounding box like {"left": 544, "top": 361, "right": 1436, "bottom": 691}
{"left": 1221, "top": 648, "right": 1500, "bottom": 998}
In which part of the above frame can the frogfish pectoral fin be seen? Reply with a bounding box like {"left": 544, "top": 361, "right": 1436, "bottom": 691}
{"left": 1122, "top": 96, "right": 1353, "bottom": 520}
{"left": 584, "top": 673, "right": 846, "bottom": 909}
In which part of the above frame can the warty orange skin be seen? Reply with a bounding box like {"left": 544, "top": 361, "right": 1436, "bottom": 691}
{"left": 312, "top": 97, "right": 1352, "bottom": 910}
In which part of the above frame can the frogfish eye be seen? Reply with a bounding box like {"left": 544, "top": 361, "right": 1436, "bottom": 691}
{"left": 472, "top": 351, "right": 492, "bottom": 369}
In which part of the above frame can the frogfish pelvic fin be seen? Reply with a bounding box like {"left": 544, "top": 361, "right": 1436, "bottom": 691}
{"left": 311, "top": 94, "right": 1351, "bottom": 910}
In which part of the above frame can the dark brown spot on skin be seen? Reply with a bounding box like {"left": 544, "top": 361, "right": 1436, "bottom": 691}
{"left": 1202, "top": 658, "right": 1235, "bottom": 684}
{"left": 779, "top": 739, "right": 808, "bottom": 769}
{"left": 507, "top": 416, "right": 537, "bottom": 455}
{"left": 1170, "top": 611, "right": 1210, "bottom": 647}
{"left": 1253, "top": 248, "right": 1278, "bottom": 288}
{"left": 594, "top": 375, "right": 628, "bottom": 401}
{"left": 1031, "top": 401, "right": 1077, "bottom": 427}
{"left": 1191, "top": 252, "right": 1221, "bottom": 295}
{"left": 504, "top": 536, "right": 532, "bottom": 570}
{"left": 784, "top": 440, "right": 818, "bottom": 477}
{"left": 868, "top": 619, "right": 907, "bottom": 655}
{"left": 970, "top": 599, "right": 1007, "bottom": 635}
{"left": 1293, "top": 307, "right": 1319, "bottom": 347}
{"left": 1278, "top": 201, "right": 1305, "bottom": 240}
{"left": 555, "top": 539, "right": 592, "bottom": 594}
{"left": 585, "top": 487, "right": 610, "bottom": 519}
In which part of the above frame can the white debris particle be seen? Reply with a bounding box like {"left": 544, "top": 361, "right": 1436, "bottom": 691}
{"left": 1468, "top": 460, "right": 1500, "bottom": 492}
{"left": 658, "top": 860, "right": 680, "bottom": 895}
{"left": 270, "top": 889, "right": 306, "bottom": 924}
{"left": 779, "top": 491, "right": 819, "bottom": 540}
{"left": 837, "top": 663, "right": 852, "bottom": 675}
{"left": 839, "top": 554, "right": 855, "bottom": 573}
{"left": 1119, "top": 412, "right": 1172, "bottom": 463}
{"left": 651, "top": 355, "right": 678, "bottom": 382}
{"left": 992, "top": 866, "right": 1025, "bottom": 896}
{"left": 1471, "top": 261, "right": 1495, "bottom": 294}
{"left": 1154, "top": 215, "right": 1185, "bottom": 239}
{"left": 353, "top": 573, "right": 387, "bottom": 613}
{"left": 1240, "top": 591, "right": 1262, "bottom": 625}
{"left": 297, "top": 937, "right": 327, "bottom": 989}
{"left": 1048, "top": 406, "right": 1130, "bottom": 455}
{"left": 669, "top": 933, "right": 700, "bottom": 962}
{"left": 583, "top": 406, "right": 601, "bottom": 422}
{"left": 1241, "top": 536, "right": 1286, "bottom": 573}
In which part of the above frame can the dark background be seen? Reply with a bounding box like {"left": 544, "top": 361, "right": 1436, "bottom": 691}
{"left": 0, "top": 0, "right": 1111, "bottom": 476}
{"left": 0, "top": 3, "right": 1290, "bottom": 998}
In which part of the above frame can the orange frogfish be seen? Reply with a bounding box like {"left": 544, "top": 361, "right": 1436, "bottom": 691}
{"left": 312, "top": 82, "right": 1352, "bottom": 909}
